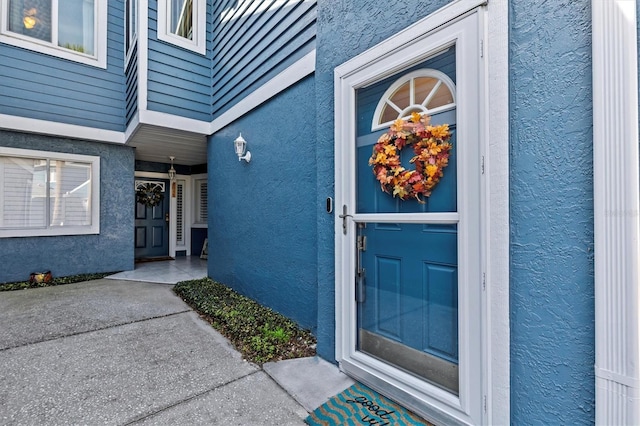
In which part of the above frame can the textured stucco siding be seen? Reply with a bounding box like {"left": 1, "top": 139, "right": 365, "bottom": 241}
{"left": 314, "top": 0, "right": 451, "bottom": 361}
{"left": 0, "top": 132, "right": 135, "bottom": 283}
{"left": 207, "top": 76, "right": 318, "bottom": 331}
{"left": 510, "top": 1, "right": 595, "bottom": 423}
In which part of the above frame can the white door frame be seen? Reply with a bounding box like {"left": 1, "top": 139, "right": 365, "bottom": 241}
{"left": 134, "top": 170, "right": 191, "bottom": 258}
{"left": 334, "top": 1, "right": 509, "bottom": 424}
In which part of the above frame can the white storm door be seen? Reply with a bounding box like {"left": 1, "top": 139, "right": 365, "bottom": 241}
{"left": 335, "top": 8, "right": 484, "bottom": 426}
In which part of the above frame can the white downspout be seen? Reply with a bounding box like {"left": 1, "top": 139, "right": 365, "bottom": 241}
{"left": 592, "top": 1, "right": 640, "bottom": 424}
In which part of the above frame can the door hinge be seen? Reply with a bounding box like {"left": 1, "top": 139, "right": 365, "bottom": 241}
{"left": 481, "top": 156, "right": 485, "bottom": 175}
{"left": 480, "top": 39, "right": 484, "bottom": 58}
{"left": 482, "top": 272, "right": 486, "bottom": 291}
{"left": 484, "top": 395, "right": 487, "bottom": 413}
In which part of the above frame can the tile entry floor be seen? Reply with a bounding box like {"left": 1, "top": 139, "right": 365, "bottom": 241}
{"left": 106, "top": 256, "right": 207, "bottom": 284}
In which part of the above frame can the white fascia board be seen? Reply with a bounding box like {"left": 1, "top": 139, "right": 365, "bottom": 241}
{"left": 0, "top": 114, "right": 125, "bottom": 144}
{"left": 139, "top": 110, "right": 211, "bottom": 135}
{"left": 210, "top": 49, "right": 316, "bottom": 133}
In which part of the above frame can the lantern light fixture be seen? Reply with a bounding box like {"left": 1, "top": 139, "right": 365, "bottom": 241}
{"left": 168, "top": 156, "right": 176, "bottom": 180}
{"left": 234, "top": 133, "right": 251, "bottom": 163}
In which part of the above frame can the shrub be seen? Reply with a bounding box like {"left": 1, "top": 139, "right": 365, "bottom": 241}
{"left": 174, "top": 278, "right": 316, "bottom": 364}
{"left": 0, "top": 272, "right": 116, "bottom": 292}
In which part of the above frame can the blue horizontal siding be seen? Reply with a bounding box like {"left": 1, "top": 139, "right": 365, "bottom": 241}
{"left": 211, "top": 0, "right": 317, "bottom": 118}
{"left": 145, "top": 0, "right": 212, "bottom": 122}
{"left": 0, "top": 1, "right": 125, "bottom": 131}
{"left": 125, "top": 44, "right": 139, "bottom": 125}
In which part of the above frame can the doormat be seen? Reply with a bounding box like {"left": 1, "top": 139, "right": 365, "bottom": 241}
{"left": 134, "top": 256, "right": 174, "bottom": 263}
{"left": 305, "top": 383, "right": 433, "bottom": 426}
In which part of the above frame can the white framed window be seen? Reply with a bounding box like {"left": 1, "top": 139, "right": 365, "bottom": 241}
{"left": 193, "top": 177, "right": 207, "bottom": 225}
{"left": 0, "top": 0, "right": 108, "bottom": 68}
{"left": 176, "top": 179, "right": 185, "bottom": 245}
{"left": 125, "top": 0, "right": 137, "bottom": 59}
{"left": 157, "top": 0, "right": 205, "bottom": 54}
{"left": 0, "top": 147, "right": 100, "bottom": 238}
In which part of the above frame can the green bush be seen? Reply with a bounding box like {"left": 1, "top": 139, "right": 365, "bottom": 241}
{"left": 0, "top": 272, "right": 116, "bottom": 292}
{"left": 174, "top": 278, "right": 316, "bottom": 364}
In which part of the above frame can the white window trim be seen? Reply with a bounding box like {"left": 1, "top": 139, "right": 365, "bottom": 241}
{"left": 192, "top": 173, "right": 207, "bottom": 228}
{"left": 0, "top": 147, "right": 100, "bottom": 238}
{"left": 334, "top": 1, "right": 509, "bottom": 425}
{"left": 0, "top": 0, "right": 108, "bottom": 68}
{"left": 174, "top": 177, "right": 187, "bottom": 251}
{"left": 592, "top": 1, "right": 640, "bottom": 424}
{"left": 156, "top": 0, "right": 206, "bottom": 55}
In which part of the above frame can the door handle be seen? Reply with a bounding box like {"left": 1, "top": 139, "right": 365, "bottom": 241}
{"left": 338, "top": 205, "right": 352, "bottom": 235}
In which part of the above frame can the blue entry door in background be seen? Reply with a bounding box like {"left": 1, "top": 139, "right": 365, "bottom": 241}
{"left": 135, "top": 179, "right": 170, "bottom": 259}
{"left": 355, "top": 48, "right": 460, "bottom": 394}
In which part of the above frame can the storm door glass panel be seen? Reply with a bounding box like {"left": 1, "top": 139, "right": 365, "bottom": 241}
{"left": 357, "top": 48, "right": 457, "bottom": 215}
{"left": 0, "top": 156, "right": 47, "bottom": 228}
{"left": 358, "top": 223, "right": 459, "bottom": 394}
{"left": 354, "top": 47, "right": 459, "bottom": 394}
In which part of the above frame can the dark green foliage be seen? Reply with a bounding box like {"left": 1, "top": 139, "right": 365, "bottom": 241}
{"left": 0, "top": 272, "right": 116, "bottom": 292}
{"left": 174, "top": 278, "right": 316, "bottom": 364}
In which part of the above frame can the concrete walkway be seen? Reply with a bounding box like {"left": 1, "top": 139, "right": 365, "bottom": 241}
{"left": 0, "top": 278, "right": 352, "bottom": 425}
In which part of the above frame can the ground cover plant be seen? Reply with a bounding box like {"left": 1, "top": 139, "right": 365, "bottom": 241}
{"left": 174, "top": 278, "right": 316, "bottom": 365}
{"left": 0, "top": 272, "right": 116, "bottom": 292}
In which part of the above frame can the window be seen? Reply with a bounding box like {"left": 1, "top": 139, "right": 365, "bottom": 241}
{"left": 157, "top": 0, "right": 205, "bottom": 54}
{"left": 372, "top": 69, "right": 456, "bottom": 131}
{"left": 125, "top": 0, "right": 137, "bottom": 56}
{"left": 194, "top": 178, "right": 207, "bottom": 224}
{"left": 0, "top": 147, "right": 100, "bottom": 238}
{"left": 0, "top": 0, "right": 107, "bottom": 67}
{"left": 176, "top": 180, "right": 184, "bottom": 244}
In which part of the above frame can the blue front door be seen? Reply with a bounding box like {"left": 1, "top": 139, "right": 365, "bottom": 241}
{"left": 355, "top": 48, "right": 460, "bottom": 394}
{"left": 134, "top": 179, "right": 170, "bottom": 259}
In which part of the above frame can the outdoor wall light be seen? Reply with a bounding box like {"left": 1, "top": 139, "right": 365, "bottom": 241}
{"left": 168, "top": 156, "right": 176, "bottom": 180}
{"left": 234, "top": 133, "right": 251, "bottom": 163}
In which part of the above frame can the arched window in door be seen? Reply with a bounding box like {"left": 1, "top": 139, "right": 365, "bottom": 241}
{"left": 372, "top": 69, "right": 456, "bottom": 131}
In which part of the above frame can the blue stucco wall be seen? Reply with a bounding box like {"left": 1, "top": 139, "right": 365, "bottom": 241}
{"left": 207, "top": 76, "right": 318, "bottom": 331}
{"left": 510, "top": 1, "right": 594, "bottom": 423}
{"left": 0, "top": 131, "right": 135, "bottom": 283}
{"left": 314, "top": 0, "right": 451, "bottom": 361}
